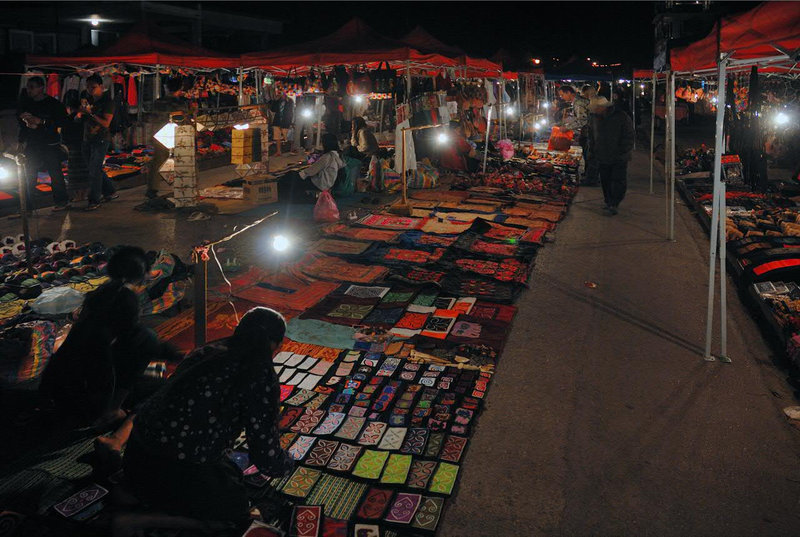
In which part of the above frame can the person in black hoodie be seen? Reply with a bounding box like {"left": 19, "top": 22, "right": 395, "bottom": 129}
{"left": 17, "top": 76, "right": 70, "bottom": 211}
{"left": 588, "top": 96, "right": 635, "bottom": 215}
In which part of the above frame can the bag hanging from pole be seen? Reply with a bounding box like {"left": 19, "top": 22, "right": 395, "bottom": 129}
{"left": 314, "top": 190, "right": 340, "bottom": 222}
{"left": 547, "top": 126, "right": 574, "bottom": 151}
{"left": 371, "top": 61, "right": 397, "bottom": 94}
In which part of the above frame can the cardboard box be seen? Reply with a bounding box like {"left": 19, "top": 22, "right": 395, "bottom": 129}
{"left": 243, "top": 174, "right": 278, "bottom": 204}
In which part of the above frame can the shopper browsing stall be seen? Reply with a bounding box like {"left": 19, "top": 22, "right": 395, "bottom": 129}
{"left": 16, "top": 76, "right": 70, "bottom": 211}
{"left": 278, "top": 133, "right": 345, "bottom": 203}
{"left": 270, "top": 89, "right": 294, "bottom": 157}
{"left": 347, "top": 116, "right": 379, "bottom": 160}
{"left": 122, "top": 307, "right": 293, "bottom": 531}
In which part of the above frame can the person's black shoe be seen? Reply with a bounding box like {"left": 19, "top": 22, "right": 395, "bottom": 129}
{"left": 51, "top": 204, "right": 71, "bottom": 212}
{"left": 609, "top": 206, "right": 619, "bottom": 215}
{"left": 85, "top": 203, "right": 101, "bottom": 212}
{"left": 103, "top": 193, "right": 119, "bottom": 202}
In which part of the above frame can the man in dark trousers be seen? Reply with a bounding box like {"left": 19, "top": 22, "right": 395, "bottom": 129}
{"left": 589, "top": 96, "right": 634, "bottom": 215}
{"left": 17, "top": 76, "right": 70, "bottom": 211}
{"left": 76, "top": 74, "right": 118, "bottom": 211}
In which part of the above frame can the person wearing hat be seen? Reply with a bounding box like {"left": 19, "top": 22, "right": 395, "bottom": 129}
{"left": 588, "top": 96, "right": 634, "bottom": 215}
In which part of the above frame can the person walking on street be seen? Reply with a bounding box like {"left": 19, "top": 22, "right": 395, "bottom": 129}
{"left": 269, "top": 90, "right": 294, "bottom": 157}
{"left": 17, "top": 76, "right": 70, "bottom": 211}
{"left": 588, "top": 96, "right": 634, "bottom": 215}
{"left": 76, "top": 74, "right": 118, "bottom": 211}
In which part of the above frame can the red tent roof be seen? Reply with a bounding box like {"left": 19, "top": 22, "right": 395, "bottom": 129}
{"left": 671, "top": 1, "right": 800, "bottom": 73}
{"left": 400, "top": 26, "right": 465, "bottom": 57}
{"left": 27, "top": 22, "right": 239, "bottom": 69}
{"left": 242, "top": 18, "right": 455, "bottom": 71}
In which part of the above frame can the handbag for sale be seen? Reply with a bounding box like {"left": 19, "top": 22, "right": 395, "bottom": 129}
{"left": 371, "top": 61, "right": 396, "bottom": 94}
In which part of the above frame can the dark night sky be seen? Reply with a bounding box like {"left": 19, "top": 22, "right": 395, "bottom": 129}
{"left": 206, "top": 1, "right": 759, "bottom": 69}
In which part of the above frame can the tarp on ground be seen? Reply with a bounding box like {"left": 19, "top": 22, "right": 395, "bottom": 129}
{"left": 27, "top": 21, "right": 240, "bottom": 69}
{"left": 671, "top": 1, "right": 800, "bottom": 73}
{"left": 241, "top": 18, "right": 456, "bottom": 72}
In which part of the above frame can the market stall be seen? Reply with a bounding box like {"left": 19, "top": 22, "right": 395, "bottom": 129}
{"left": 667, "top": 0, "right": 800, "bottom": 360}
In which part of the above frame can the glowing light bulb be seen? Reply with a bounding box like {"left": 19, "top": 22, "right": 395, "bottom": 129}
{"left": 272, "top": 235, "right": 290, "bottom": 252}
{"left": 301, "top": 108, "right": 313, "bottom": 118}
{"left": 437, "top": 132, "right": 449, "bottom": 144}
{"left": 543, "top": 102, "right": 550, "bottom": 109}
{"left": 0, "top": 165, "right": 11, "bottom": 183}
{"left": 353, "top": 95, "right": 364, "bottom": 103}
{"left": 233, "top": 123, "right": 249, "bottom": 130}
{"left": 775, "top": 112, "right": 790, "bottom": 126}
{"left": 90, "top": 15, "right": 100, "bottom": 26}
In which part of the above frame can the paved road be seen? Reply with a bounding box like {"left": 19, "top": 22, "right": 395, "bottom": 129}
{"left": 440, "top": 150, "right": 800, "bottom": 536}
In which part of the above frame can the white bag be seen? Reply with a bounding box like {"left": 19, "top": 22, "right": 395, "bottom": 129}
{"left": 31, "top": 286, "right": 85, "bottom": 315}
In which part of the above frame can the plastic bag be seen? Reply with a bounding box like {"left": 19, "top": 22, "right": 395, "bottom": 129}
{"left": 314, "top": 190, "right": 340, "bottom": 222}
{"left": 547, "top": 126, "right": 574, "bottom": 151}
{"left": 497, "top": 139, "right": 515, "bottom": 160}
{"left": 31, "top": 286, "right": 85, "bottom": 315}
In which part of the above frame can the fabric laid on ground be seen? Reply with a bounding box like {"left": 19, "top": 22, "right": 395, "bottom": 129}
{"left": 290, "top": 253, "right": 390, "bottom": 284}
{"left": 233, "top": 270, "right": 339, "bottom": 313}
{"left": 285, "top": 318, "right": 357, "bottom": 350}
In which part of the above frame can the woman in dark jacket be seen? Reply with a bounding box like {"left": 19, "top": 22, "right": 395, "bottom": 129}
{"left": 38, "top": 246, "right": 161, "bottom": 427}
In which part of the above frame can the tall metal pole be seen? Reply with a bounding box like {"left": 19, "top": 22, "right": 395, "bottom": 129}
{"left": 632, "top": 76, "right": 637, "bottom": 150}
{"left": 704, "top": 56, "right": 730, "bottom": 361}
{"left": 669, "top": 71, "right": 676, "bottom": 241}
{"left": 238, "top": 67, "right": 244, "bottom": 106}
{"left": 154, "top": 64, "right": 162, "bottom": 100}
{"left": 315, "top": 95, "right": 322, "bottom": 149}
{"left": 649, "top": 74, "right": 656, "bottom": 194}
{"left": 664, "top": 71, "right": 672, "bottom": 239}
{"left": 482, "top": 105, "right": 493, "bottom": 175}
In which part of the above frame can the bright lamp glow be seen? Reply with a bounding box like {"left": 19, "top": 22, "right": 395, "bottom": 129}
{"left": 301, "top": 108, "right": 313, "bottom": 118}
{"left": 153, "top": 122, "right": 177, "bottom": 149}
{"left": 711, "top": 97, "right": 718, "bottom": 104}
{"left": 505, "top": 106, "right": 516, "bottom": 116}
{"left": 540, "top": 118, "right": 548, "bottom": 125}
{"left": 233, "top": 123, "right": 249, "bottom": 130}
{"left": 533, "top": 58, "right": 541, "bottom": 65}
{"left": 618, "top": 79, "right": 625, "bottom": 84}
{"left": 534, "top": 122, "right": 542, "bottom": 130}
{"left": 272, "top": 234, "right": 290, "bottom": 252}
{"left": 543, "top": 102, "right": 550, "bottom": 109}
{"left": 353, "top": 95, "right": 364, "bottom": 103}
{"left": 437, "top": 132, "right": 449, "bottom": 144}
{"left": 640, "top": 84, "right": 645, "bottom": 89}
{"left": 775, "top": 112, "right": 790, "bottom": 126}
{"left": 0, "top": 165, "right": 11, "bottom": 183}
{"left": 90, "top": 15, "right": 100, "bottom": 26}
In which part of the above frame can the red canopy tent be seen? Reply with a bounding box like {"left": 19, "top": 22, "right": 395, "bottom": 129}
{"left": 670, "top": 1, "right": 800, "bottom": 74}
{"left": 27, "top": 22, "right": 240, "bottom": 69}
{"left": 241, "top": 18, "right": 456, "bottom": 73}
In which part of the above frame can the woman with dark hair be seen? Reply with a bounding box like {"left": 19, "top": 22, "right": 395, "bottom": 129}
{"left": 38, "top": 246, "right": 162, "bottom": 427}
{"left": 276, "top": 132, "right": 345, "bottom": 203}
{"left": 347, "top": 116, "right": 379, "bottom": 160}
{"left": 121, "top": 307, "right": 293, "bottom": 531}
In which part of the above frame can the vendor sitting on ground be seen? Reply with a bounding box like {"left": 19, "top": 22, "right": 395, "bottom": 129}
{"left": 440, "top": 121, "right": 479, "bottom": 172}
{"left": 122, "top": 307, "right": 294, "bottom": 532}
{"left": 277, "top": 133, "right": 345, "bottom": 203}
{"left": 346, "top": 116, "right": 379, "bottom": 160}
{"left": 38, "top": 246, "right": 161, "bottom": 428}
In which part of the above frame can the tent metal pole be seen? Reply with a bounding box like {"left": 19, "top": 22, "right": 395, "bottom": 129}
{"left": 704, "top": 56, "right": 729, "bottom": 361}
{"left": 669, "top": 71, "right": 676, "bottom": 241}
{"left": 238, "top": 67, "right": 244, "bottom": 106}
{"left": 315, "top": 95, "right": 322, "bottom": 149}
{"left": 649, "top": 74, "right": 656, "bottom": 194}
{"left": 154, "top": 64, "right": 161, "bottom": 100}
{"left": 482, "top": 105, "right": 493, "bottom": 175}
{"left": 632, "top": 74, "right": 636, "bottom": 150}
{"left": 518, "top": 79, "right": 523, "bottom": 144}
{"left": 664, "top": 71, "right": 671, "bottom": 238}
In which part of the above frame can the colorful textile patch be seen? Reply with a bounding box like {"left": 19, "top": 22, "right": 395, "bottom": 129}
{"left": 294, "top": 253, "right": 389, "bottom": 284}
{"left": 424, "top": 432, "right": 445, "bottom": 458}
{"left": 352, "top": 524, "right": 380, "bottom": 537}
{"left": 352, "top": 449, "right": 390, "bottom": 480}
{"left": 384, "top": 492, "right": 422, "bottom": 524}
{"left": 380, "top": 453, "right": 413, "bottom": 485}
{"left": 357, "top": 213, "right": 426, "bottom": 230}
{"left": 343, "top": 285, "right": 391, "bottom": 299}
{"left": 282, "top": 466, "right": 322, "bottom": 497}
{"left": 429, "top": 462, "right": 459, "bottom": 495}
{"left": 313, "top": 412, "right": 346, "bottom": 436}
{"left": 305, "top": 439, "right": 340, "bottom": 467}
{"left": 362, "top": 307, "right": 404, "bottom": 326}
{"left": 293, "top": 505, "right": 322, "bottom": 537}
{"left": 357, "top": 422, "right": 387, "bottom": 446}
{"left": 394, "top": 312, "right": 430, "bottom": 330}
{"left": 400, "top": 428, "right": 429, "bottom": 455}
{"left": 322, "top": 517, "right": 347, "bottom": 537}
{"left": 287, "top": 435, "right": 317, "bottom": 461}
{"left": 439, "top": 435, "right": 468, "bottom": 462}
{"left": 279, "top": 407, "right": 305, "bottom": 429}
{"left": 304, "top": 474, "right": 367, "bottom": 520}
{"left": 356, "top": 487, "right": 393, "bottom": 520}
{"left": 406, "top": 460, "right": 437, "bottom": 489}
{"left": 327, "top": 443, "right": 363, "bottom": 472}
{"left": 291, "top": 409, "right": 326, "bottom": 434}
{"left": 419, "top": 309, "right": 459, "bottom": 339}
{"left": 323, "top": 223, "right": 401, "bottom": 242}
{"left": 454, "top": 257, "right": 530, "bottom": 284}
{"left": 399, "top": 267, "right": 446, "bottom": 283}
{"left": 280, "top": 432, "right": 298, "bottom": 450}
{"left": 313, "top": 238, "right": 372, "bottom": 256}
{"left": 334, "top": 416, "right": 366, "bottom": 440}
{"left": 411, "top": 496, "right": 445, "bottom": 531}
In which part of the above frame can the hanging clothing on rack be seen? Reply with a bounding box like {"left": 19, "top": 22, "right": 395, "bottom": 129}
{"left": 46, "top": 73, "right": 60, "bottom": 98}
{"left": 127, "top": 75, "right": 138, "bottom": 107}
